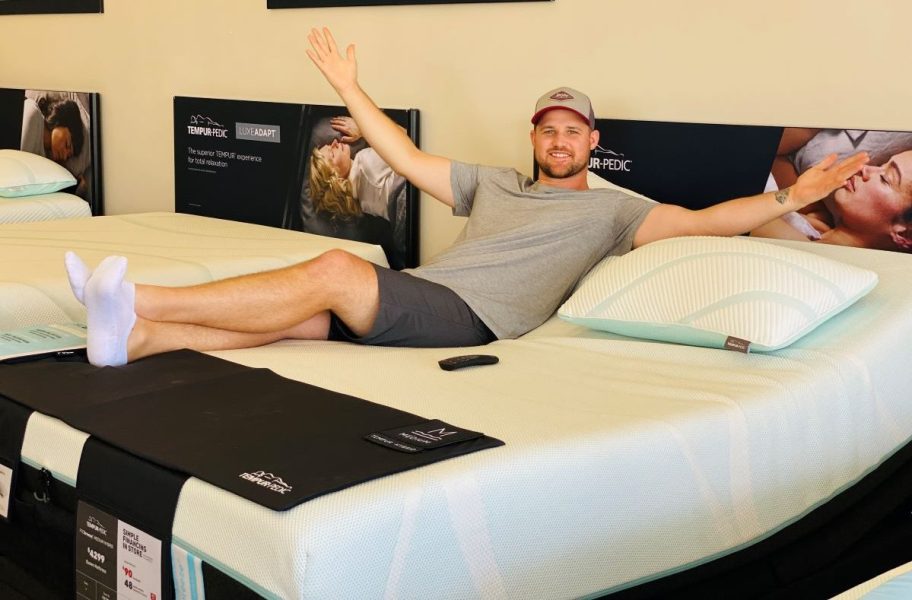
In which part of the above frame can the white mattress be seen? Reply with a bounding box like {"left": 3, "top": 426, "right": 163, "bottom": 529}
{"left": 10, "top": 233, "right": 912, "bottom": 599}
{"left": 0, "top": 192, "right": 90, "bottom": 224}
{"left": 833, "top": 560, "right": 912, "bottom": 599}
{"left": 0, "top": 212, "right": 388, "bottom": 330}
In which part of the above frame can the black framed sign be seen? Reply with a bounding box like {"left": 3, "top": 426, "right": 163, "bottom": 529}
{"left": 269, "top": 0, "right": 550, "bottom": 7}
{"left": 174, "top": 96, "right": 420, "bottom": 269}
{"left": 0, "top": 87, "right": 103, "bottom": 214}
{"left": 0, "top": 0, "right": 102, "bottom": 15}
{"left": 582, "top": 119, "right": 912, "bottom": 254}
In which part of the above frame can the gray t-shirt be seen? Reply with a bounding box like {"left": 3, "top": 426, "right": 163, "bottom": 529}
{"left": 405, "top": 162, "right": 656, "bottom": 339}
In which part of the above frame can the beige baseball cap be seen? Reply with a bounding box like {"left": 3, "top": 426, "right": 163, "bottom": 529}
{"left": 531, "top": 87, "right": 595, "bottom": 129}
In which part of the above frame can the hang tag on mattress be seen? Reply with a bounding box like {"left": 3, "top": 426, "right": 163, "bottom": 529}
{"left": 75, "top": 501, "right": 162, "bottom": 600}
{"left": 365, "top": 419, "right": 485, "bottom": 453}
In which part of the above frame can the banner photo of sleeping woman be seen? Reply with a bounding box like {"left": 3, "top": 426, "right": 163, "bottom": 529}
{"left": 174, "top": 96, "right": 419, "bottom": 269}
{"left": 0, "top": 87, "right": 102, "bottom": 214}
{"left": 588, "top": 120, "right": 912, "bottom": 254}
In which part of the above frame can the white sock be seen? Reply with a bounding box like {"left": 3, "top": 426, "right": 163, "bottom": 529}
{"left": 85, "top": 256, "right": 136, "bottom": 367}
{"left": 64, "top": 251, "right": 91, "bottom": 304}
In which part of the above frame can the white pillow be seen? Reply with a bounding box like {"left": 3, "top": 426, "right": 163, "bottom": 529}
{"left": 587, "top": 171, "right": 657, "bottom": 203}
{"left": 0, "top": 149, "right": 77, "bottom": 198}
{"left": 558, "top": 236, "right": 878, "bottom": 352}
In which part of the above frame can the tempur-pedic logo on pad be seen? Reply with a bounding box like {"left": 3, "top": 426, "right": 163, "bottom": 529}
{"left": 589, "top": 145, "right": 632, "bottom": 172}
{"left": 239, "top": 470, "right": 293, "bottom": 495}
{"left": 187, "top": 114, "right": 229, "bottom": 138}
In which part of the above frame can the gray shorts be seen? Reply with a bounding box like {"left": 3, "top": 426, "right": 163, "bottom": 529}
{"left": 328, "top": 264, "right": 496, "bottom": 347}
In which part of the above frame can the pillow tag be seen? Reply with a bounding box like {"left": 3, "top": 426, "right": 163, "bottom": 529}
{"left": 724, "top": 336, "right": 751, "bottom": 353}
{"left": 365, "top": 420, "right": 484, "bottom": 453}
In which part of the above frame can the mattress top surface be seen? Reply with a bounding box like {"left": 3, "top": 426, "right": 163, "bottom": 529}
{"left": 8, "top": 217, "right": 912, "bottom": 599}
{"left": 0, "top": 212, "right": 388, "bottom": 330}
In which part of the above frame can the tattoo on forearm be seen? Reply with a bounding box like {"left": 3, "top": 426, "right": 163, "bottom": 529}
{"left": 774, "top": 187, "right": 791, "bottom": 205}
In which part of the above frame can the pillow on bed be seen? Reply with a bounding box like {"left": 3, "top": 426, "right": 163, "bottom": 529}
{"left": 0, "top": 191, "right": 91, "bottom": 222}
{"left": 0, "top": 149, "right": 76, "bottom": 198}
{"left": 558, "top": 236, "right": 878, "bottom": 352}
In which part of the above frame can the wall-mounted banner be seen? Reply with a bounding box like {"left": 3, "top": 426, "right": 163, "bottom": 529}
{"left": 0, "top": 87, "right": 103, "bottom": 214}
{"left": 587, "top": 120, "right": 912, "bottom": 254}
{"left": 269, "top": 0, "right": 551, "bottom": 7}
{"left": 0, "top": 0, "right": 102, "bottom": 14}
{"left": 174, "top": 96, "right": 420, "bottom": 269}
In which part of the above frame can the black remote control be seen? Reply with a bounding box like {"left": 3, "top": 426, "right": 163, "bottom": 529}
{"left": 438, "top": 354, "right": 499, "bottom": 371}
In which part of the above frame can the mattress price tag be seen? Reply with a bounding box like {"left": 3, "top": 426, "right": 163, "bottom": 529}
{"left": 75, "top": 501, "right": 162, "bottom": 600}
{"left": 366, "top": 420, "right": 484, "bottom": 453}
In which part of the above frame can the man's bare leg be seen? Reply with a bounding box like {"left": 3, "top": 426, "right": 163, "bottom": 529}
{"left": 128, "top": 311, "right": 331, "bottom": 362}
{"left": 72, "top": 249, "right": 380, "bottom": 366}
{"left": 136, "top": 249, "right": 380, "bottom": 335}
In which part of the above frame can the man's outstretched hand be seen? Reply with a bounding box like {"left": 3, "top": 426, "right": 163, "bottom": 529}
{"left": 306, "top": 27, "right": 358, "bottom": 95}
{"left": 789, "top": 152, "right": 869, "bottom": 208}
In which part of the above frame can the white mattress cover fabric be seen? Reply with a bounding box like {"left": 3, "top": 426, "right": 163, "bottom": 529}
{"left": 832, "top": 560, "right": 912, "bottom": 599}
{"left": 12, "top": 238, "right": 912, "bottom": 599}
{"left": 0, "top": 192, "right": 90, "bottom": 224}
{"left": 0, "top": 212, "right": 388, "bottom": 331}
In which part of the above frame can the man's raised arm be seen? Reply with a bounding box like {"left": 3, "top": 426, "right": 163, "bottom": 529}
{"left": 632, "top": 152, "right": 870, "bottom": 247}
{"left": 306, "top": 27, "right": 455, "bottom": 207}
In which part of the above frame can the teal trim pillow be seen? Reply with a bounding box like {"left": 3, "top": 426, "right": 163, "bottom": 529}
{"left": 558, "top": 236, "right": 878, "bottom": 352}
{"left": 0, "top": 149, "right": 76, "bottom": 198}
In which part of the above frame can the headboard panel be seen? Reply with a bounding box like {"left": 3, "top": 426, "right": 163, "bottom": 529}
{"left": 174, "top": 96, "right": 419, "bottom": 269}
{"left": 0, "top": 87, "right": 103, "bottom": 215}
{"left": 584, "top": 119, "right": 912, "bottom": 254}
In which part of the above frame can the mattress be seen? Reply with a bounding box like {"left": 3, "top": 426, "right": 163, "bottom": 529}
{"left": 0, "top": 192, "right": 90, "bottom": 224}
{"left": 0, "top": 211, "right": 388, "bottom": 330}
{"left": 9, "top": 229, "right": 912, "bottom": 598}
{"left": 834, "top": 560, "right": 912, "bottom": 599}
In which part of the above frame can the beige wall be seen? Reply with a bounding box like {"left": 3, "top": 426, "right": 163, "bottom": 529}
{"left": 2, "top": 0, "right": 911, "bottom": 261}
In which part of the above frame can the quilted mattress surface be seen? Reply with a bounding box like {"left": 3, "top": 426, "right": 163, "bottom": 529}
{"left": 8, "top": 227, "right": 912, "bottom": 599}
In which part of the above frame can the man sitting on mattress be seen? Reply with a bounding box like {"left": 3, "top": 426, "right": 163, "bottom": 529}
{"left": 65, "top": 28, "right": 868, "bottom": 367}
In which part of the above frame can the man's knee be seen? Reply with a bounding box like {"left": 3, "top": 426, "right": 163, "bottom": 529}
{"left": 306, "top": 250, "right": 380, "bottom": 332}
{"left": 302, "top": 250, "right": 378, "bottom": 295}
{"left": 301, "top": 249, "right": 364, "bottom": 278}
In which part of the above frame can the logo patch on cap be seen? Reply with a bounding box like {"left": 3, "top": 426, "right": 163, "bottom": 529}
{"left": 550, "top": 91, "right": 575, "bottom": 102}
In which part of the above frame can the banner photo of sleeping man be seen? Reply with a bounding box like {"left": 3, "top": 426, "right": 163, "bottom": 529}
{"left": 174, "top": 97, "right": 419, "bottom": 269}
{"left": 0, "top": 87, "right": 101, "bottom": 214}
{"left": 588, "top": 120, "right": 912, "bottom": 254}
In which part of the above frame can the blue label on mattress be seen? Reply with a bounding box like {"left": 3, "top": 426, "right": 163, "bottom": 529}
{"left": 366, "top": 420, "right": 484, "bottom": 453}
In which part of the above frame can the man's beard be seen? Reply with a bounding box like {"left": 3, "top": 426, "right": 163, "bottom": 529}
{"left": 537, "top": 151, "right": 588, "bottom": 180}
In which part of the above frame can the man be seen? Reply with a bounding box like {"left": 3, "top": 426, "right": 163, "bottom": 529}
{"left": 68, "top": 28, "right": 867, "bottom": 367}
